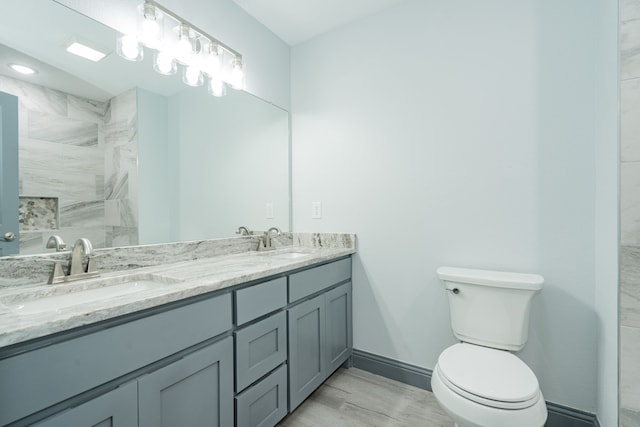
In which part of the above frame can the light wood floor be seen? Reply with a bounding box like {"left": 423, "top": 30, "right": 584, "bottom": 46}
{"left": 277, "top": 368, "right": 455, "bottom": 427}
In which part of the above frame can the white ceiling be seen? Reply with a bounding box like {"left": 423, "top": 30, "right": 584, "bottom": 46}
{"left": 231, "top": 0, "right": 408, "bottom": 45}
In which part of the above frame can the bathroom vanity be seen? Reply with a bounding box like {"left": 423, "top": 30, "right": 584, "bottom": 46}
{"left": 0, "top": 239, "right": 354, "bottom": 427}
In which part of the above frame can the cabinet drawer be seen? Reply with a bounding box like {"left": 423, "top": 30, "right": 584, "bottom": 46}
{"left": 235, "top": 364, "right": 288, "bottom": 427}
{"left": 235, "top": 277, "right": 287, "bottom": 325}
{"left": 0, "top": 293, "right": 232, "bottom": 426}
{"left": 235, "top": 311, "right": 287, "bottom": 392}
{"left": 289, "top": 258, "right": 351, "bottom": 303}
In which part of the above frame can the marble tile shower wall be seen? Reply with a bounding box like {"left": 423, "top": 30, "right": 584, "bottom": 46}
{"left": 621, "top": 0, "right": 640, "bottom": 425}
{"left": 0, "top": 76, "right": 138, "bottom": 254}
{"left": 104, "top": 89, "right": 138, "bottom": 248}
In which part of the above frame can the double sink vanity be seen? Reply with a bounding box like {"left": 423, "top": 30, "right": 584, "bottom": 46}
{"left": 0, "top": 233, "right": 356, "bottom": 427}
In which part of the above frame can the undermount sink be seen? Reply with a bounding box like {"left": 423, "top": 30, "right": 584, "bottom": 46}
{"left": 255, "top": 249, "right": 314, "bottom": 260}
{"left": 0, "top": 273, "right": 181, "bottom": 315}
{"left": 271, "top": 252, "right": 312, "bottom": 259}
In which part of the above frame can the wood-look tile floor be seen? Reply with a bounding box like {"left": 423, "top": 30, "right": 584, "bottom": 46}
{"left": 277, "top": 368, "right": 455, "bottom": 427}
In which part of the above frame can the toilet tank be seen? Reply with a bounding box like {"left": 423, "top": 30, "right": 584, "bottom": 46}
{"left": 436, "top": 266, "right": 543, "bottom": 351}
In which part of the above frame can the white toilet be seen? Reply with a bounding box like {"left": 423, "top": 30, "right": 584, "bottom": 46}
{"left": 431, "top": 266, "right": 548, "bottom": 427}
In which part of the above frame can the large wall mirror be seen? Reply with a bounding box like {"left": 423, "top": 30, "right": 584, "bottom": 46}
{"left": 0, "top": 0, "right": 290, "bottom": 255}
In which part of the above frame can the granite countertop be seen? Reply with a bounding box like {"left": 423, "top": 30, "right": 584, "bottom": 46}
{"left": 0, "top": 246, "right": 355, "bottom": 348}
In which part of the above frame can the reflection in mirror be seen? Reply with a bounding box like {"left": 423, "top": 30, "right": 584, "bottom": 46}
{"left": 0, "top": 0, "right": 290, "bottom": 255}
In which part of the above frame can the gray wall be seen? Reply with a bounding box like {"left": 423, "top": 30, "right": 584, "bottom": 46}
{"left": 292, "top": 0, "right": 616, "bottom": 415}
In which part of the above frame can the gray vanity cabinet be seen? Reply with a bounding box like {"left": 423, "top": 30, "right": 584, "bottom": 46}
{"left": 287, "top": 293, "right": 327, "bottom": 411}
{"left": 33, "top": 382, "right": 138, "bottom": 427}
{"left": 287, "top": 258, "right": 353, "bottom": 411}
{"left": 138, "top": 336, "right": 234, "bottom": 427}
{"left": 325, "top": 282, "right": 353, "bottom": 373}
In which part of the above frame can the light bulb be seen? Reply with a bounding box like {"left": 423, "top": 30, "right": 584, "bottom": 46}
{"left": 154, "top": 51, "right": 176, "bottom": 75}
{"left": 208, "top": 78, "right": 226, "bottom": 97}
{"left": 142, "top": 19, "right": 159, "bottom": 41}
{"left": 175, "top": 25, "right": 194, "bottom": 64}
{"left": 229, "top": 58, "right": 244, "bottom": 89}
{"left": 138, "top": 3, "right": 163, "bottom": 48}
{"left": 202, "top": 43, "right": 221, "bottom": 77}
{"left": 183, "top": 65, "right": 203, "bottom": 87}
{"left": 117, "top": 34, "right": 143, "bottom": 61}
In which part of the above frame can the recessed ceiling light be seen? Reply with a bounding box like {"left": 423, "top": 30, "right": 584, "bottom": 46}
{"left": 8, "top": 64, "right": 37, "bottom": 75}
{"left": 66, "top": 41, "right": 107, "bottom": 62}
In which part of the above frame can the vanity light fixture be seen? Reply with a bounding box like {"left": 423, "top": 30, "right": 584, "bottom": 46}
{"left": 116, "top": 0, "right": 245, "bottom": 96}
{"left": 8, "top": 63, "right": 37, "bottom": 75}
{"left": 66, "top": 40, "right": 108, "bottom": 62}
{"left": 153, "top": 50, "right": 177, "bottom": 75}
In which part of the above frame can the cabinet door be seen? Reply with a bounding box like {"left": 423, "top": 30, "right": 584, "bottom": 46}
{"left": 325, "top": 282, "right": 353, "bottom": 373}
{"left": 287, "top": 294, "right": 326, "bottom": 411}
{"left": 33, "top": 382, "right": 137, "bottom": 427}
{"left": 138, "top": 337, "right": 233, "bottom": 427}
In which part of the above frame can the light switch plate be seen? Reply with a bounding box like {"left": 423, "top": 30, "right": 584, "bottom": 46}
{"left": 265, "top": 202, "right": 274, "bottom": 219}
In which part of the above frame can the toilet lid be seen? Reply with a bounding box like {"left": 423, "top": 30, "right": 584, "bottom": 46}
{"left": 437, "top": 343, "right": 540, "bottom": 409}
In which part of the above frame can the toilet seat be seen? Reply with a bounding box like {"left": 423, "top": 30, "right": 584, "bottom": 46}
{"left": 437, "top": 343, "right": 540, "bottom": 410}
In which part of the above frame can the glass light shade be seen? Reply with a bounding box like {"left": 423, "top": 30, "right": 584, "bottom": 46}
{"left": 183, "top": 65, "right": 203, "bottom": 87}
{"left": 229, "top": 58, "right": 245, "bottom": 89}
{"left": 201, "top": 42, "right": 222, "bottom": 78}
{"left": 174, "top": 24, "right": 195, "bottom": 65}
{"left": 117, "top": 34, "right": 143, "bottom": 61}
{"left": 208, "top": 78, "right": 227, "bottom": 97}
{"left": 153, "top": 51, "right": 177, "bottom": 75}
{"left": 138, "top": 2, "right": 163, "bottom": 48}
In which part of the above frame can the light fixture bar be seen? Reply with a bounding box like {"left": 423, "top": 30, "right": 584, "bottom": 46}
{"left": 146, "top": 0, "right": 242, "bottom": 61}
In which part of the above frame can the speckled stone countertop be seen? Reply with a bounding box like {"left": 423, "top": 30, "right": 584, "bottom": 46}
{"left": 0, "top": 234, "right": 356, "bottom": 348}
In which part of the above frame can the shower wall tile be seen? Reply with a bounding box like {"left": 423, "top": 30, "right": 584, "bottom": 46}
{"left": 67, "top": 95, "right": 108, "bottom": 124}
{"left": 621, "top": 408, "right": 640, "bottom": 427}
{"left": 19, "top": 139, "right": 66, "bottom": 171}
{"left": 621, "top": 326, "right": 640, "bottom": 411}
{"left": 623, "top": 0, "right": 640, "bottom": 24}
{"left": 104, "top": 200, "right": 136, "bottom": 227}
{"left": 62, "top": 144, "right": 103, "bottom": 175}
{"left": 21, "top": 167, "right": 99, "bottom": 202}
{"left": 621, "top": 162, "right": 640, "bottom": 245}
{"left": 18, "top": 232, "right": 45, "bottom": 255}
{"left": 622, "top": 18, "right": 640, "bottom": 80}
{"left": 56, "top": 226, "right": 106, "bottom": 250}
{"left": 622, "top": 246, "right": 640, "bottom": 328}
{"left": 622, "top": 78, "right": 640, "bottom": 162}
{"left": 105, "top": 226, "right": 139, "bottom": 248}
{"left": 0, "top": 76, "right": 67, "bottom": 117}
{"left": 28, "top": 111, "right": 99, "bottom": 146}
{"left": 59, "top": 200, "right": 105, "bottom": 228}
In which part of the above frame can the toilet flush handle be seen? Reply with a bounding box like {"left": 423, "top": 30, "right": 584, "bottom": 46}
{"left": 447, "top": 288, "right": 460, "bottom": 295}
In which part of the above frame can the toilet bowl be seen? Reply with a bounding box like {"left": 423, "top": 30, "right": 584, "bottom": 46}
{"left": 432, "top": 267, "right": 547, "bottom": 427}
{"left": 431, "top": 343, "right": 547, "bottom": 427}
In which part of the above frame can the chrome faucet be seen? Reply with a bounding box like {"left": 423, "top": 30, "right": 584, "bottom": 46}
{"left": 70, "top": 238, "right": 94, "bottom": 276}
{"left": 46, "top": 235, "right": 66, "bottom": 252}
{"left": 236, "top": 226, "right": 252, "bottom": 236}
{"left": 257, "top": 227, "right": 281, "bottom": 251}
{"left": 48, "top": 238, "right": 99, "bottom": 284}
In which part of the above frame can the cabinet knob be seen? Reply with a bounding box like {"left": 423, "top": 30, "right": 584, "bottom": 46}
{"left": 3, "top": 232, "right": 16, "bottom": 241}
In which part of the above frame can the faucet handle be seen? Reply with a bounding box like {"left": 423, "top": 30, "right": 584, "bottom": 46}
{"left": 46, "top": 235, "right": 66, "bottom": 252}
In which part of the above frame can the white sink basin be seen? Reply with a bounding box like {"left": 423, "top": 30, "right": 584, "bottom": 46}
{"left": 271, "top": 252, "right": 312, "bottom": 259}
{"left": 0, "top": 274, "right": 180, "bottom": 315}
{"left": 254, "top": 249, "right": 315, "bottom": 260}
